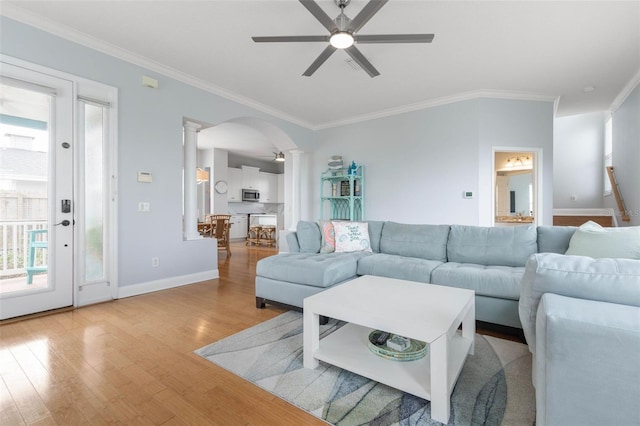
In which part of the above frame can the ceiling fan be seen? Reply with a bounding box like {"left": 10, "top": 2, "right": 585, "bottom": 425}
{"left": 259, "top": 152, "right": 286, "bottom": 162}
{"left": 251, "top": 0, "right": 435, "bottom": 78}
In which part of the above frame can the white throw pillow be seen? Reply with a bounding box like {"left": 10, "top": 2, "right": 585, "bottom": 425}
{"left": 565, "top": 221, "right": 640, "bottom": 259}
{"left": 332, "top": 221, "right": 372, "bottom": 253}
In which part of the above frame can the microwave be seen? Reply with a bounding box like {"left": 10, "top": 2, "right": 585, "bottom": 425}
{"left": 242, "top": 188, "right": 260, "bottom": 202}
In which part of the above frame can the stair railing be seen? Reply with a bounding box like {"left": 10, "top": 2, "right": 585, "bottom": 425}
{"left": 606, "top": 166, "right": 630, "bottom": 222}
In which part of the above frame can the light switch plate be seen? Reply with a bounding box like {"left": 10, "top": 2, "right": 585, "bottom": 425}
{"left": 138, "top": 171, "right": 152, "bottom": 183}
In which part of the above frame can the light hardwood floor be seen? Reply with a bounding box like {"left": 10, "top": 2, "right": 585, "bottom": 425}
{"left": 0, "top": 242, "right": 325, "bottom": 425}
{"left": 1, "top": 242, "right": 519, "bottom": 425}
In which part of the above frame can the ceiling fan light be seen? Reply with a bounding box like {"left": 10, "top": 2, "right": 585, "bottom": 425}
{"left": 330, "top": 32, "right": 354, "bottom": 49}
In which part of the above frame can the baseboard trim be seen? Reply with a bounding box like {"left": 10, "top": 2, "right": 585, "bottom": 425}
{"left": 117, "top": 269, "right": 219, "bottom": 299}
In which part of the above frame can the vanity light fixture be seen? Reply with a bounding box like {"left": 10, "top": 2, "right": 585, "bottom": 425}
{"left": 506, "top": 155, "right": 532, "bottom": 168}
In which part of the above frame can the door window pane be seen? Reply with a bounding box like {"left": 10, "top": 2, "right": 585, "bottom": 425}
{"left": 0, "top": 83, "right": 50, "bottom": 294}
{"left": 84, "top": 103, "right": 105, "bottom": 282}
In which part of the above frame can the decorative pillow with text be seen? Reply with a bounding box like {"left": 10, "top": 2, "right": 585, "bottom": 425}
{"left": 332, "top": 221, "right": 372, "bottom": 253}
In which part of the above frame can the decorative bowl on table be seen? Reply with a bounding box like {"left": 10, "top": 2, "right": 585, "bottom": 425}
{"left": 368, "top": 330, "right": 427, "bottom": 361}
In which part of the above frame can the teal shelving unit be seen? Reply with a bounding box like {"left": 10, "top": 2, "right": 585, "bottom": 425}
{"left": 320, "top": 165, "right": 364, "bottom": 221}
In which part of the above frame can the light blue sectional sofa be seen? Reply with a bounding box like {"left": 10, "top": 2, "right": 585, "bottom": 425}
{"left": 255, "top": 220, "right": 576, "bottom": 330}
{"left": 256, "top": 220, "right": 640, "bottom": 425}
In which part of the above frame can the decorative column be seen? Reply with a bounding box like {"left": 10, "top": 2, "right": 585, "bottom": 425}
{"left": 290, "top": 150, "right": 304, "bottom": 229}
{"left": 183, "top": 121, "right": 202, "bottom": 240}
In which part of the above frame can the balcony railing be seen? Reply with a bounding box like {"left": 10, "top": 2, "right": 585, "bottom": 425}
{"left": 0, "top": 221, "right": 48, "bottom": 278}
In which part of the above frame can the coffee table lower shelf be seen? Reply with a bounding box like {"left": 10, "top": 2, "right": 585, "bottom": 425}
{"left": 313, "top": 323, "right": 472, "bottom": 400}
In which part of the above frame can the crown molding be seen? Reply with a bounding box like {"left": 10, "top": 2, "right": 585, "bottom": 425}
{"left": 0, "top": 4, "right": 314, "bottom": 129}
{"left": 1, "top": 4, "right": 560, "bottom": 132}
{"left": 314, "top": 90, "right": 558, "bottom": 130}
{"left": 610, "top": 68, "right": 640, "bottom": 112}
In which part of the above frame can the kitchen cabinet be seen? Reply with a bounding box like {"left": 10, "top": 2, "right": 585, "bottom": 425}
{"left": 229, "top": 214, "right": 248, "bottom": 240}
{"left": 241, "top": 166, "right": 260, "bottom": 190}
{"left": 259, "top": 172, "right": 278, "bottom": 203}
{"left": 227, "top": 167, "right": 242, "bottom": 202}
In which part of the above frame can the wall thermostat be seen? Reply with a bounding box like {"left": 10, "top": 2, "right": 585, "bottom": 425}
{"left": 463, "top": 191, "right": 474, "bottom": 199}
{"left": 138, "top": 171, "right": 153, "bottom": 183}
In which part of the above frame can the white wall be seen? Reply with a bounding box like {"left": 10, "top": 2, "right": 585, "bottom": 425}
{"left": 313, "top": 98, "right": 554, "bottom": 225}
{"left": 212, "top": 148, "right": 229, "bottom": 214}
{"left": 553, "top": 112, "right": 605, "bottom": 208}
{"left": 1, "top": 16, "right": 315, "bottom": 289}
{"left": 606, "top": 83, "right": 640, "bottom": 226}
{"left": 478, "top": 98, "right": 554, "bottom": 225}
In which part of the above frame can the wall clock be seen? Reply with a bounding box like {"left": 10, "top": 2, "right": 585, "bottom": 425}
{"left": 214, "top": 180, "right": 228, "bottom": 194}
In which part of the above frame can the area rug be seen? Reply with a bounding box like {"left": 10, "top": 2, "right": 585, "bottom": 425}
{"left": 195, "top": 311, "right": 535, "bottom": 425}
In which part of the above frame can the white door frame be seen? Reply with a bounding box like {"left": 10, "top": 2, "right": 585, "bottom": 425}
{"left": 491, "top": 146, "right": 544, "bottom": 226}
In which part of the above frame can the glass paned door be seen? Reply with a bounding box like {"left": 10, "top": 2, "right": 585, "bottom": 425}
{"left": 0, "top": 63, "right": 74, "bottom": 319}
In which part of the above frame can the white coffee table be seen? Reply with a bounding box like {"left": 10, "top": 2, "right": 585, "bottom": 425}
{"left": 303, "top": 275, "right": 475, "bottom": 424}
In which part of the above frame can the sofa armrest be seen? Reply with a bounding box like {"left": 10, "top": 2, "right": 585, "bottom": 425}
{"left": 519, "top": 253, "right": 640, "bottom": 351}
{"left": 535, "top": 293, "right": 640, "bottom": 426}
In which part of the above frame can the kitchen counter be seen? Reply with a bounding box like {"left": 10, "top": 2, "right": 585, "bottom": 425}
{"left": 495, "top": 215, "right": 535, "bottom": 224}
{"left": 249, "top": 214, "right": 277, "bottom": 227}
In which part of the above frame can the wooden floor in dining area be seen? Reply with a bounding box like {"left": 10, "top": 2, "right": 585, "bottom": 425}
{"left": 1, "top": 241, "right": 520, "bottom": 425}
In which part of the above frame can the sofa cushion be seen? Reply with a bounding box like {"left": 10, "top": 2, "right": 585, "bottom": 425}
{"left": 431, "top": 262, "right": 524, "bottom": 300}
{"left": 565, "top": 221, "right": 640, "bottom": 259}
{"left": 296, "top": 221, "right": 321, "bottom": 253}
{"left": 256, "top": 252, "right": 367, "bottom": 288}
{"left": 537, "top": 225, "right": 576, "bottom": 254}
{"left": 380, "top": 222, "right": 450, "bottom": 262}
{"left": 357, "top": 253, "right": 443, "bottom": 283}
{"left": 447, "top": 224, "right": 537, "bottom": 267}
{"left": 366, "top": 220, "right": 385, "bottom": 253}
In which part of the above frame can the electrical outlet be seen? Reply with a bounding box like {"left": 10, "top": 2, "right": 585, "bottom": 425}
{"left": 139, "top": 202, "right": 150, "bottom": 212}
{"left": 151, "top": 257, "right": 159, "bottom": 267}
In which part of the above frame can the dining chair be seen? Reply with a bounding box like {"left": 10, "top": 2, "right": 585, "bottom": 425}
{"left": 211, "top": 215, "right": 232, "bottom": 257}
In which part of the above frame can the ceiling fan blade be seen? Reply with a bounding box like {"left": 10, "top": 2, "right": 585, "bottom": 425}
{"left": 252, "top": 35, "right": 329, "bottom": 43}
{"left": 345, "top": 45, "right": 379, "bottom": 78}
{"left": 299, "top": 0, "right": 338, "bottom": 32}
{"left": 355, "top": 34, "right": 435, "bottom": 44}
{"left": 347, "top": 0, "right": 389, "bottom": 33}
{"left": 303, "top": 45, "right": 337, "bottom": 76}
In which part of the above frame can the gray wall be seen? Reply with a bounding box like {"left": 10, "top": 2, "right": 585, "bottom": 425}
{"left": 554, "top": 112, "right": 605, "bottom": 208}
{"left": 313, "top": 98, "right": 554, "bottom": 225}
{"left": 1, "top": 16, "right": 314, "bottom": 288}
{"left": 606, "top": 83, "right": 640, "bottom": 226}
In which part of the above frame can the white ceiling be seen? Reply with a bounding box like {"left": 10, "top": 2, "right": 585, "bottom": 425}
{"left": 3, "top": 0, "right": 639, "bottom": 132}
